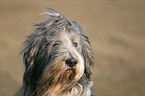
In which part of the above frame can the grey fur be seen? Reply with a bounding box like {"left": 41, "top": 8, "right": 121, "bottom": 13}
{"left": 16, "top": 8, "right": 94, "bottom": 96}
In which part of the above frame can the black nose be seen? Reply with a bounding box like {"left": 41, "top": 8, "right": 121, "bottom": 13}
{"left": 65, "top": 59, "right": 78, "bottom": 67}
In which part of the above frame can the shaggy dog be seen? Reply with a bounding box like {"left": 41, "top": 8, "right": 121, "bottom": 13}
{"left": 16, "top": 8, "right": 94, "bottom": 96}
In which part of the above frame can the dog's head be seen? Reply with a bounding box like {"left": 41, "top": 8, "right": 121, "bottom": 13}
{"left": 22, "top": 8, "right": 94, "bottom": 95}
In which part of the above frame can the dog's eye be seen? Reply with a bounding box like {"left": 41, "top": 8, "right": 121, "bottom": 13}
{"left": 53, "top": 43, "right": 59, "bottom": 46}
{"left": 55, "top": 20, "right": 59, "bottom": 23}
{"left": 53, "top": 42, "right": 60, "bottom": 47}
{"left": 73, "top": 41, "right": 78, "bottom": 47}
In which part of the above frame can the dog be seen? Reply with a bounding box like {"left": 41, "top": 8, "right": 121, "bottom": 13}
{"left": 16, "top": 8, "right": 94, "bottom": 96}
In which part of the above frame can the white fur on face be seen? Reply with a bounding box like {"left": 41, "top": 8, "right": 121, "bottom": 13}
{"left": 59, "top": 30, "right": 84, "bottom": 80}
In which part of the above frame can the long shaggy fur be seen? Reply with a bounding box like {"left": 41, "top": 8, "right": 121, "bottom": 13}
{"left": 16, "top": 8, "right": 94, "bottom": 96}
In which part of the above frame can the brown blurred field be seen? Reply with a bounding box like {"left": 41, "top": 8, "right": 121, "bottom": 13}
{"left": 0, "top": 0, "right": 145, "bottom": 96}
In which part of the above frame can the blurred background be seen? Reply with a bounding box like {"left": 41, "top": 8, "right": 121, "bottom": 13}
{"left": 0, "top": 0, "right": 145, "bottom": 96}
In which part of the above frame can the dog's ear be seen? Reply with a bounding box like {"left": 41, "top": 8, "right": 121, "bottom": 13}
{"left": 22, "top": 33, "right": 42, "bottom": 68}
{"left": 82, "top": 36, "right": 94, "bottom": 79}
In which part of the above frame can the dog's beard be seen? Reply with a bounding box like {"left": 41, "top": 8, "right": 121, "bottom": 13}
{"left": 63, "top": 68, "right": 76, "bottom": 81}
{"left": 37, "top": 57, "right": 84, "bottom": 96}
{"left": 57, "top": 67, "right": 76, "bottom": 85}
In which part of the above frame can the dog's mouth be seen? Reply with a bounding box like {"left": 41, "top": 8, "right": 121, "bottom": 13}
{"left": 61, "top": 67, "right": 76, "bottom": 81}
{"left": 66, "top": 68, "right": 75, "bottom": 72}
{"left": 65, "top": 66, "right": 76, "bottom": 73}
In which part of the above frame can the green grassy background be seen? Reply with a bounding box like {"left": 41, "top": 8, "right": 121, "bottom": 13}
{"left": 0, "top": 0, "right": 145, "bottom": 96}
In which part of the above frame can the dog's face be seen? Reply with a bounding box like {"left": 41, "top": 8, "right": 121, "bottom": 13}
{"left": 22, "top": 9, "right": 94, "bottom": 95}
{"left": 50, "top": 29, "right": 86, "bottom": 81}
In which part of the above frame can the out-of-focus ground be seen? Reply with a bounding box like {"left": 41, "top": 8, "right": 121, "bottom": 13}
{"left": 0, "top": 0, "right": 145, "bottom": 96}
